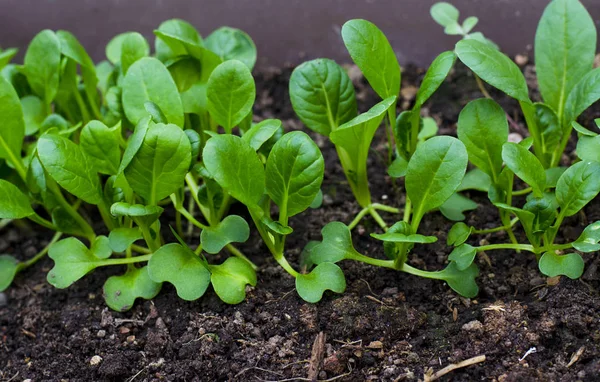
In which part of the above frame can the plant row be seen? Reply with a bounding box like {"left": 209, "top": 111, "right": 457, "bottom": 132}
{"left": 1, "top": 0, "right": 599, "bottom": 311}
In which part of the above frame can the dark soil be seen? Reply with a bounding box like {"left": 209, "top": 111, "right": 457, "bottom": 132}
{"left": 1, "top": 62, "right": 600, "bottom": 382}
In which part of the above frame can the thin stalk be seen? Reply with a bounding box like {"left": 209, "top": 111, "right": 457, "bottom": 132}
{"left": 473, "top": 217, "right": 519, "bottom": 234}
{"left": 139, "top": 224, "right": 159, "bottom": 252}
{"left": 348, "top": 251, "right": 396, "bottom": 269}
{"left": 28, "top": 214, "right": 57, "bottom": 231}
{"left": 18, "top": 232, "right": 63, "bottom": 270}
{"left": 99, "top": 254, "right": 153, "bottom": 266}
{"left": 384, "top": 107, "right": 396, "bottom": 165}
{"left": 477, "top": 243, "right": 535, "bottom": 252}
{"left": 512, "top": 187, "right": 532, "bottom": 196}
{"left": 274, "top": 254, "right": 299, "bottom": 278}
{"left": 131, "top": 244, "right": 152, "bottom": 254}
{"left": 177, "top": 207, "right": 208, "bottom": 230}
{"left": 371, "top": 203, "right": 400, "bottom": 214}
{"left": 474, "top": 74, "right": 492, "bottom": 99}
{"left": 225, "top": 244, "right": 258, "bottom": 271}
{"left": 368, "top": 208, "right": 388, "bottom": 230}
{"left": 348, "top": 207, "right": 370, "bottom": 230}
{"left": 402, "top": 197, "right": 412, "bottom": 223}
{"left": 175, "top": 210, "right": 183, "bottom": 238}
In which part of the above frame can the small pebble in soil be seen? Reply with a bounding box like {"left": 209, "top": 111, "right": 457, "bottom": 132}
{"left": 462, "top": 320, "right": 484, "bottom": 332}
{"left": 0, "top": 293, "right": 7, "bottom": 307}
{"left": 97, "top": 330, "right": 106, "bottom": 338}
{"left": 90, "top": 355, "right": 102, "bottom": 366}
{"left": 126, "top": 335, "right": 135, "bottom": 343}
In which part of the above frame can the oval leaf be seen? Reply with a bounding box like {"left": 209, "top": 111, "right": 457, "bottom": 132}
{"left": 573, "top": 221, "right": 600, "bottom": 252}
{"left": 47, "top": 238, "right": 100, "bottom": 288}
{"left": 24, "top": 30, "right": 61, "bottom": 105}
{"left": 80, "top": 120, "right": 121, "bottom": 175}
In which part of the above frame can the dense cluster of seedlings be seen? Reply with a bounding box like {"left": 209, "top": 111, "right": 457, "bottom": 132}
{"left": 1, "top": 0, "right": 599, "bottom": 310}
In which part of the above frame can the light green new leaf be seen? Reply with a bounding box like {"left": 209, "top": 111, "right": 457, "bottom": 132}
{"left": 447, "top": 222, "right": 472, "bottom": 246}
{"left": 120, "top": 32, "right": 150, "bottom": 74}
{"left": 535, "top": 0, "right": 596, "bottom": 117}
{"left": 24, "top": 30, "right": 61, "bottom": 105}
{"left": 539, "top": 251, "right": 584, "bottom": 279}
{"left": 0, "top": 255, "right": 19, "bottom": 292}
{"left": 573, "top": 221, "right": 600, "bottom": 252}
{"left": 80, "top": 120, "right": 121, "bottom": 175}
{"left": 430, "top": 2, "right": 460, "bottom": 28}
{"left": 502, "top": 143, "right": 546, "bottom": 197}
{"left": 21, "top": 95, "right": 44, "bottom": 136}
{"left": 56, "top": 30, "right": 98, "bottom": 108}
{"left": 122, "top": 57, "right": 184, "bottom": 127}
{"left": 203, "top": 135, "right": 265, "bottom": 207}
{"left": 104, "top": 266, "right": 161, "bottom": 312}
{"left": 406, "top": 136, "right": 468, "bottom": 223}
{"left": 38, "top": 134, "right": 102, "bottom": 205}
{"left": 206, "top": 60, "right": 255, "bottom": 132}
{"left": 205, "top": 27, "right": 257, "bottom": 70}
{"left": 124, "top": 123, "right": 191, "bottom": 204}
{"left": 342, "top": 19, "right": 400, "bottom": 99}
{"left": 154, "top": 19, "right": 203, "bottom": 62}
{"left": 415, "top": 51, "right": 456, "bottom": 107}
{"left": 448, "top": 244, "right": 477, "bottom": 271}
{"left": 201, "top": 215, "right": 250, "bottom": 254}
{"left": 310, "top": 222, "right": 360, "bottom": 264}
{"left": 296, "top": 262, "right": 346, "bottom": 303}
{"left": 265, "top": 131, "right": 324, "bottom": 217}
{"left": 0, "top": 180, "right": 34, "bottom": 219}
{"left": 440, "top": 192, "right": 478, "bottom": 221}
{"left": 0, "top": 48, "right": 17, "bottom": 70}
{"left": 455, "top": 39, "right": 529, "bottom": 102}
{"left": 209, "top": 257, "right": 257, "bottom": 304}
{"left": 147, "top": 243, "right": 211, "bottom": 301}
{"left": 0, "top": 75, "right": 25, "bottom": 161}
{"left": 108, "top": 227, "right": 143, "bottom": 253}
{"left": 289, "top": 58, "right": 357, "bottom": 136}
{"left": 47, "top": 238, "right": 101, "bottom": 288}
{"left": 556, "top": 160, "right": 600, "bottom": 217}
{"left": 242, "top": 119, "right": 282, "bottom": 151}
{"left": 457, "top": 99, "right": 507, "bottom": 182}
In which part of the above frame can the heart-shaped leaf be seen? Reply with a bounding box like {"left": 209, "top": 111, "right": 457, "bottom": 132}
{"left": 47, "top": 238, "right": 102, "bottom": 288}
{"left": 91, "top": 236, "right": 112, "bottom": 259}
{"left": 0, "top": 180, "right": 34, "bottom": 219}
{"left": 447, "top": 222, "right": 473, "bottom": 246}
{"left": 311, "top": 222, "right": 360, "bottom": 264}
{"left": 573, "top": 221, "right": 600, "bottom": 252}
{"left": 539, "top": 251, "right": 585, "bottom": 279}
{"left": 437, "top": 262, "right": 479, "bottom": 298}
{"left": 103, "top": 266, "right": 161, "bottom": 312}
{"left": 440, "top": 192, "right": 478, "bottom": 221}
{"left": 0, "top": 255, "right": 19, "bottom": 292}
{"left": 295, "top": 262, "right": 346, "bottom": 303}
{"left": 201, "top": 215, "right": 250, "bottom": 254}
{"left": 109, "top": 227, "right": 143, "bottom": 253}
{"left": 208, "top": 257, "right": 257, "bottom": 304}
{"left": 147, "top": 243, "right": 210, "bottom": 301}
{"left": 448, "top": 244, "right": 477, "bottom": 271}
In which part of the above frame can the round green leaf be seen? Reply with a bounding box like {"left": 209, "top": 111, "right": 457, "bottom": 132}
{"left": 430, "top": 2, "right": 460, "bottom": 28}
{"left": 205, "top": 27, "right": 257, "bottom": 70}
{"left": 0, "top": 255, "right": 19, "bottom": 292}
{"left": 154, "top": 19, "right": 203, "bottom": 62}
{"left": 108, "top": 227, "right": 143, "bottom": 253}
{"left": 201, "top": 215, "right": 250, "bottom": 254}
{"left": 0, "top": 180, "right": 34, "bottom": 219}
{"left": 47, "top": 238, "right": 101, "bottom": 288}
{"left": 295, "top": 262, "right": 346, "bottom": 303}
{"left": 573, "top": 221, "right": 600, "bottom": 252}
{"left": 539, "top": 252, "right": 584, "bottom": 279}
{"left": 437, "top": 262, "right": 479, "bottom": 298}
{"left": 103, "top": 266, "right": 161, "bottom": 312}
{"left": 310, "top": 222, "right": 359, "bottom": 264}
{"left": 209, "top": 257, "right": 257, "bottom": 304}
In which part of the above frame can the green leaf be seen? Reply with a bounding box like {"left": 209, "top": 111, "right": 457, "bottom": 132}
{"left": 535, "top": 0, "right": 596, "bottom": 117}
{"left": 265, "top": 131, "right": 324, "bottom": 217}
{"left": 166, "top": 56, "right": 202, "bottom": 93}
{"left": 124, "top": 122, "right": 191, "bottom": 204}
{"left": 457, "top": 99, "right": 508, "bottom": 182}
{"left": 437, "top": 262, "right": 479, "bottom": 298}
{"left": 430, "top": 2, "right": 460, "bottom": 28}
{"left": 572, "top": 121, "right": 597, "bottom": 137}
{"left": 201, "top": 215, "right": 250, "bottom": 254}
{"left": 47, "top": 238, "right": 101, "bottom": 288}
{"left": 501, "top": 142, "right": 546, "bottom": 197}
{"left": 21, "top": 95, "right": 44, "bottom": 135}
{"left": 205, "top": 27, "right": 257, "bottom": 70}
{"left": 573, "top": 221, "right": 600, "bottom": 252}
{"left": 0, "top": 180, "right": 34, "bottom": 219}
{"left": 120, "top": 32, "right": 149, "bottom": 74}
{"left": 371, "top": 231, "right": 437, "bottom": 243}
{"left": 154, "top": 19, "right": 203, "bottom": 62}
{"left": 51, "top": 207, "right": 88, "bottom": 237}
{"left": 80, "top": 120, "right": 121, "bottom": 175}
{"left": 122, "top": 57, "right": 184, "bottom": 127}
{"left": 38, "top": 134, "right": 102, "bottom": 205}
{"left": 576, "top": 135, "right": 600, "bottom": 162}
{"left": 0, "top": 75, "right": 25, "bottom": 161}
{"left": 447, "top": 222, "right": 472, "bottom": 246}
{"left": 119, "top": 117, "right": 150, "bottom": 174}
{"left": 24, "top": 30, "right": 61, "bottom": 105}
{"left": 457, "top": 168, "right": 491, "bottom": 192}
{"left": 0, "top": 255, "right": 19, "bottom": 292}
{"left": 259, "top": 214, "right": 293, "bottom": 235}
{"left": 56, "top": 30, "right": 98, "bottom": 108}
{"left": 310, "top": 190, "right": 323, "bottom": 209}
{"left": 564, "top": 68, "right": 600, "bottom": 125}
{"left": 539, "top": 251, "right": 584, "bottom": 279}
{"left": 556, "top": 160, "right": 600, "bottom": 217}
{"left": 206, "top": 60, "right": 255, "bottom": 132}
{"left": 406, "top": 136, "right": 468, "bottom": 223}
{"left": 388, "top": 155, "right": 408, "bottom": 178}
{"left": 545, "top": 167, "right": 567, "bottom": 188}
{"left": 289, "top": 58, "right": 357, "bottom": 136}
{"left": 462, "top": 16, "right": 479, "bottom": 34}
{"left": 311, "top": 222, "right": 360, "bottom": 264}
{"left": 455, "top": 39, "right": 529, "bottom": 102}
{"left": 91, "top": 236, "right": 112, "bottom": 259}
{"left": 535, "top": 103, "right": 562, "bottom": 156}
{"left": 203, "top": 134, "right": 265, "bottom": 207}
{"left": 0, "top": 48, "right": 17, "bottom": 70}
{"left": 440, "top": 192, "right": 478, "bottom": 221}
{"left": 108, "top": 227, "right": 143, "bottom": 253}
{"left": 147, "top": 243, "right": 211, "bottom": 301}
{"left": 110, "top": 202, "right": 163, "bottom": 227}
{"left": 415, "top": 51, "right": 456, "bottom": 107}
{"left": 342, "top": 19, "right": 400, "bottom": 99}
{"left": 296, "top": 262, "right": 346, "bottom": 303}
{"left": 417, "top": 117, "right": 438, "bottom": 143}
{"left": 209, "top": 257, "right": 257, "bottom": 304}
{"left": 103, "top": 266, "right": 161, "bottom": 312}
{"left": 448, "top": 244, "right": 477, "bottom": 271}
{"left": 242, "top": 119, "right": 282, "bottom": 151}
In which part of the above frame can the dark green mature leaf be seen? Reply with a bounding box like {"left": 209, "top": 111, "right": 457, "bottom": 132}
{"left": 556, "top": 160, "right": 600, "bottom": 216}
{"left": 80, "top": 120, "right": 121, "bottom": 175}
{"left": 51, "top": 207, "right": 88, "bottom": 237}
{"left": 415, "top": 51, "right": 456, "bottom": 107}
{"left": 502, "top": 143, "right": 546, "bottom": 197}
{"left": 457, "top": 99, "right": 508, "bottom": 183}
{"left": 455, "top": 39, "right": 529, "bottom": 102}
{"left": 265, "top": 131, "right": 324, "bottom": 217}
{"left": 47, "top": 238, "right": 101, "bottom": 288}
{"left": 447, "top": 222, "right": 472, "bottom": 246}
{"left": 440, "top": 192, "right": 478, "bottom": 221}
{"left": 573, "top": 221, "right": 600, "bottom": 252}
{"left": 0, "top": 179, "right": 33, "bottom": 219}
{"left": 535, "top": 103, "right": 562, "bottom": 155}
{"left": 108, "top": 227, "right": 143, "bottom": 253}
{"left": 342, "top": 19, "right": 400, "bottom": 99}
{"left": 0, "top": 255, "right": 19, "bottom": 292}
{"left": 448, "top": 244, "right": 477, "bottom": 270}
{"left": 205, "top": 27, "right": 257, "bottom": 70}
{"left": 209, "top": 257, "right": 257, "bottom": 304}
{"left": 206, "top": 60, "right": 255, "bottom": 132}
{"left": 535, "top": 0, "right": 596, "bottom": 117}
{"left": 289, "top": 58, "right": 357, "bottom": 136}
{"left": 121, "top": 32, "right": 150, "bottom": 74}
{"left": 242, "top": 119, "right": 282, "bottom": 151}
{"left": 38, "top": 134, "right": 102, "bottom": 204}
{"left": 296, "top": 262, "right": 346, "bottom": 303}
{"left": 103, "top": 266, "right": 161, "bottom": 312}
{"left": 310, "top": 222, "right": 360, "bottom": 264}
{"left": 122, "top": 57, "right": 184, "bottom": 127}
{"left": 24, "top": 30, "right": 61, "bottom": 105}
{"left": 564, "top": 68, "right": 600, "bottom": 125}
{"left": 124, "top": 123, "right": 191, "bottom": 204}
{"left": 0, "top": 75, "right": 25, "bottom": 162}
{"left": 148, "top": 243, "right": 211, "bottom": 301}
{"left": 110, "top": 202, "right": 163, "bottom": 227}
{"left": 201, "top": 215, "right": 250, "bottom": 254}
{"left": 406, "top": 136, "right": 468, "bottom": 222}
{"left": 203, "top": 135, "right": 265, "bottom": 207}
{"left": 539, "top": 251, "right": 584, "bottom": 279}
{"left": 21, "top": 95, "right": 44, "bottom": 135}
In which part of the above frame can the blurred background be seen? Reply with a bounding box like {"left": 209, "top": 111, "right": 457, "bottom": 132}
{"left": 1, "top": 0, "right": 599, "bottom": 68}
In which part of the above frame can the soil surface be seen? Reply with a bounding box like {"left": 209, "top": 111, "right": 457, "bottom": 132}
{"left": 1, "top": 62, "right": 600, "bottom": 382}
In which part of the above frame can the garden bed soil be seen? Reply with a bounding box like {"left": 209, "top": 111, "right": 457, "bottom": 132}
{"left": 1, "top": 62, "right": 599, "bottom": 382}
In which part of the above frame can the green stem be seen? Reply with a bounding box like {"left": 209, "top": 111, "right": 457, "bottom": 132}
{"left": 175, "top": 210, "right": 183, "bottom": 237}
{"left": 401, "top": 263, "right": 448, "bottom": 280}
{"left": 28, "top": 213, "right": 57, "bottom": 231}
{"left": 131, "top": 244, "right": 152, "bottom": 254}
{"left": 273, "top": 253, "right": 299, "bottom": 278}
{"left": 385, "top": 107, "right": 396, "bottom": 165}
{"left": 18, "top": 232, "right": 63, "bottom": 270}
{"left": 512, "top": 187, "right": 532, "bottom": 196}
{"left": 225, "top": 244, "right": 258, "bottom": 271}
{"left": 474, "top": 217, "right": 519, "bottom": 234}
{"left": 347, "top": 207, "right": 370, "bottom": 230}
{"left": 403, "top": 197, "right": 412, "bottom": 223}
{"left": 477, "top": 243, "right": 535, "bottom": 252}
{"left": 368, "top": 208, "right": 388, "bottom": 230}
{"left": 348, "top": 252, "right": 397, "bottom": 269}
{"left": 474, "top": 74, "right": 493, "bottom": 99}
{"left": 371, "top": 203, "right": 400, "bottom": 214}
{"left": 139, "top": 224, "right": 159, "bottom": 252}
{"left": 178, "top": 207, "right": 208, "bottom": 230}
{"left": 73, "top": 87, "right": 91, "bottom": 124}
{"left": 99, "top": 254, "right": 153, "bottom": 266}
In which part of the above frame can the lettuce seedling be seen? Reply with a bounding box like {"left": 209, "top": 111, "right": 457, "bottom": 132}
{"left": 430, "top": 2, "right": 497, "bottom": 48}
